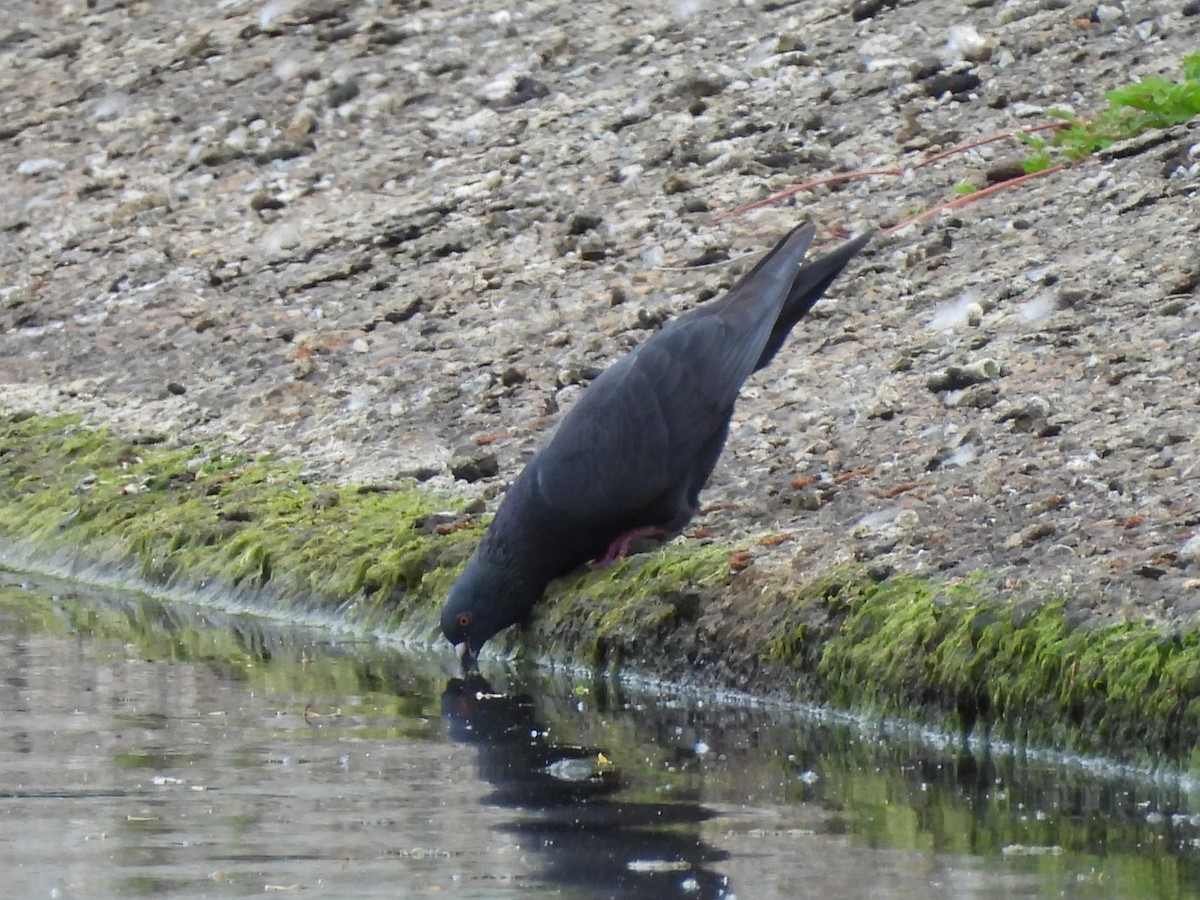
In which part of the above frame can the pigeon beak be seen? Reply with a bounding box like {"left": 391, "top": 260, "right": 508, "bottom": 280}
{"left": 455, "top": 641, "right": 478, "bottom": 674}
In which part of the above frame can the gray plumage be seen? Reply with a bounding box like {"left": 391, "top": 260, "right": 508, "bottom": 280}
{"left": 442, "top": 223, "right": 872, "bottom": 667}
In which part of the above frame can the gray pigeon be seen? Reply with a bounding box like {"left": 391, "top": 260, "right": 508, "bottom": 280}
{"left": 441, "top": 223, "right": 872, "bottom": 669}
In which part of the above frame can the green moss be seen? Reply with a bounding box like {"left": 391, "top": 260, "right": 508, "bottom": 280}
{"left": 531, "top": 541, "right": 732, "bottom": 670}
{"left": 0, "top": 412, "right": 478, "bottom": 636}
{"left": 807, "top": 574, "right": 1200, "bottom": 761}
{"left": 7, "top": 411, "right": 1200, "bottom": 764}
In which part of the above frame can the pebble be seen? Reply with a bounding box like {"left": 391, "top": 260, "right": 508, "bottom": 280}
{"left": 16, "top": 158, "right": 65, "bottom": 176}
{"left": 450, "top": 449, "right": 499, "bottom": 483}
{"left": 1180, "top": 535, "right": 1200, "bottom": 566}
{"left": 926, "top": 358, "right": 1001, "bottom": 392}
{"left": 944, "top": 25, "right": 990, "bottom": 63}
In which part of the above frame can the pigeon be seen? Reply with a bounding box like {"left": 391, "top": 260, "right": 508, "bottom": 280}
{"left": 441, "top": 222, "right": 872, "bottom": 669}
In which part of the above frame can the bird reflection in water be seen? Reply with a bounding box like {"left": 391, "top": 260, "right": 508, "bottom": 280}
{"left": 441, "top": 675, "right": 735, "bottom": 899}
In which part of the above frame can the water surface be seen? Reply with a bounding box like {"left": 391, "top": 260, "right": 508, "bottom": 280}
{"left": 1, "top": 570, "right": 1198, "bottom": 898}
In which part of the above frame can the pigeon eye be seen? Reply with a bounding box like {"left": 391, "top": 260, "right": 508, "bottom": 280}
{"left": 457, "top": 612, "right": 472, "bottom": 629}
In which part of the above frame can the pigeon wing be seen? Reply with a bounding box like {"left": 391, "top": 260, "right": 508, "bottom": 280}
{"left": 529, "top": 224, "right": 820, "bottom": 520}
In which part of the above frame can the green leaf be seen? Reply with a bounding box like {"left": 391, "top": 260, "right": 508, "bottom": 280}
{"left": 1022, "top": 152, "right": 1053, "bottom": 174}
{"left": 1014, "top": 131, "right": 1046, "bottom": 150}
{"left": 1182, "top": 53, "right": 1200, "bottom": 84}
{"left": 1017, "top": 52, "right": 1200, "bottom": 180}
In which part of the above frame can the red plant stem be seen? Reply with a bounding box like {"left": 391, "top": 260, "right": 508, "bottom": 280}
{"left": 884, "top": 163, "right": 1067, "bottom": 234}
{"left": 708, "top": 122, "right": 1068, "bottom": 223}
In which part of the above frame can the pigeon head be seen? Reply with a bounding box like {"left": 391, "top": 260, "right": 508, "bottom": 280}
{"left": 440, "top": 551, "right": 542, "bottom": 671}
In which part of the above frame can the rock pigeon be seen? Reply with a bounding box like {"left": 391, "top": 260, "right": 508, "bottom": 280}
{"left": 442, "top": 223, "right": 872, "bottom": 669}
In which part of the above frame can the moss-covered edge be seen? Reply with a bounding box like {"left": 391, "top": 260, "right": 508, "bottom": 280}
{"left": 2, "top": 410, "right": 1199, "bottom": 766}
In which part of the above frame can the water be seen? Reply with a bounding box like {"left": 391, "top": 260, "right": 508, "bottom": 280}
{"left": 2, "top": 569, "right": 1199, "bottom": 899}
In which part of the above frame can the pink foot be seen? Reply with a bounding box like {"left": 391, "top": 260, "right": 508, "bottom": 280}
{"left": 592, "top": 526, "right": 667, "bottom": 569}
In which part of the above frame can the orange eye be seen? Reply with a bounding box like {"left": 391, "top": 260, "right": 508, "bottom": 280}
{"left": 457, "top": 612, "right": 472, "bottom": 629}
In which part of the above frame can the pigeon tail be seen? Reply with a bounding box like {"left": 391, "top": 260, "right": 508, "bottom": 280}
{"left": 699, "top": 223, "right": 816, "bottom": 330}
{"left": 754, "top": 229, "right": 875, "bottom": 373}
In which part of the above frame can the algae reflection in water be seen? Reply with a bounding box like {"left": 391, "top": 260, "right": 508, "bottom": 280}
{"left": 1, "top": 571, "right": 1200, "bottom": 897}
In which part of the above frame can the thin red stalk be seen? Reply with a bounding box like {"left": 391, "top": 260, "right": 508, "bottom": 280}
{"left": 711, "top": 168, "right": 903, "bottom": 221}
{"left": 884, "top": 163, "right": 1067, "bottom": 234}
{"left": 708, "top": 122, "right": 1068, "bottom": 224}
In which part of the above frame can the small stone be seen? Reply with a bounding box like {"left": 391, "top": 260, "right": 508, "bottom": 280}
{"left": 954, "top": 383, "right": 999, "bottom": 409}
{"left": 16, "top": 157, "right": 66, "bottom": 176}
{"left": 986, "top": 159, "right": 1027, "bottom": 184}
{"left": 945, "top": 24, "right": 990, "bottom": 63}
{"left": 1179, "top": 534, "right": 1200, "bottom": 565}
{"left": 426, "top": 50, "right": 468, "bottom": 75}
{"left": 910, "top": 57, "right": 942, "bottom": 81}
{"left": 1004, "top": 522, "right": 1056, "bottom": 549}
{"left": 450, "top": 450, "right": 499, "bottom": 483}
{"left": 577, "top": 235, "right": 607, "bottom": 261}
{"left": 776, "top": 51, "right": 813, "bottom": 68}
{"left": 851, "top": 0, "right": 899, "bottom": 21}
{"left": 325, "top": 80, "right": 359, "bottom": 107}
{"left": 923, "top": 69, "right": 981, "bottom": 99}
{"left": 500, "top": 366, "right": 526, "bottom": 387}
{"left": 662, "top": 173, "right": 693, "bottom": 195}
{"left": 926, "top": 358, "right": 1001, "bottom": 392}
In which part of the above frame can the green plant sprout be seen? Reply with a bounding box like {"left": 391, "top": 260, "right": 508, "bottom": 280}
{"left": 1023, "top": 52, "right": 1200, "bottom": 173}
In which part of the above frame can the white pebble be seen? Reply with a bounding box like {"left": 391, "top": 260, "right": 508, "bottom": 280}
{"left": 928, "top": 288, "right": 983, "bottom": 330}
{"left": 17, "top": 158, "right": 66, "bottom": 176}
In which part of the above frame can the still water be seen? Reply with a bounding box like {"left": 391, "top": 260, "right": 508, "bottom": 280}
{"left": 1, "top": 569, "right": 1199, "bottom": 899}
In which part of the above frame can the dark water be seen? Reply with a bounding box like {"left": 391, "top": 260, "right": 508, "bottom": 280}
{"left": 2, "top": 570, "right": 1200, "bottom": 899}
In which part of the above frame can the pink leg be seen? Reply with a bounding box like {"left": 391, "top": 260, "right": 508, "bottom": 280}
{"left": 592, "top": 526, "right": 667, "bottom": 569}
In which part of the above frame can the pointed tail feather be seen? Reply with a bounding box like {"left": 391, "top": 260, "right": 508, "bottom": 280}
{"left": 754, "top": 229, "right": 874, "bottom": 373}
{"left": 729, "top": 222, "right": 817, "bottom": 300}
{"left": 705, "top": 223, "right": 820, "bottom": 328}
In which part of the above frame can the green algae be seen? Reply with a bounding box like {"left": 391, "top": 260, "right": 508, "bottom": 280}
{"left": 0, "top": 574, "right": 446, "bottom": 733}
{"left": 4, "top": 570, "right": 1200, "bottom": 896}
{"left": 531, "top": 542, "right": 732, "bottom": 670}
{"left": 798, "top": 573, "right": 1200, "bottom": 762}
{"left": 0, "top": 412, "right": 478, "bottom": 636}
{"left": 6, "top": 410, "right": 1200, "bottom": 764}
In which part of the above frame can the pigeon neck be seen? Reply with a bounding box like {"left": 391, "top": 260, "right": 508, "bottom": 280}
{"left": 477, "top": 518, "right": 552, "bottom": 595}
